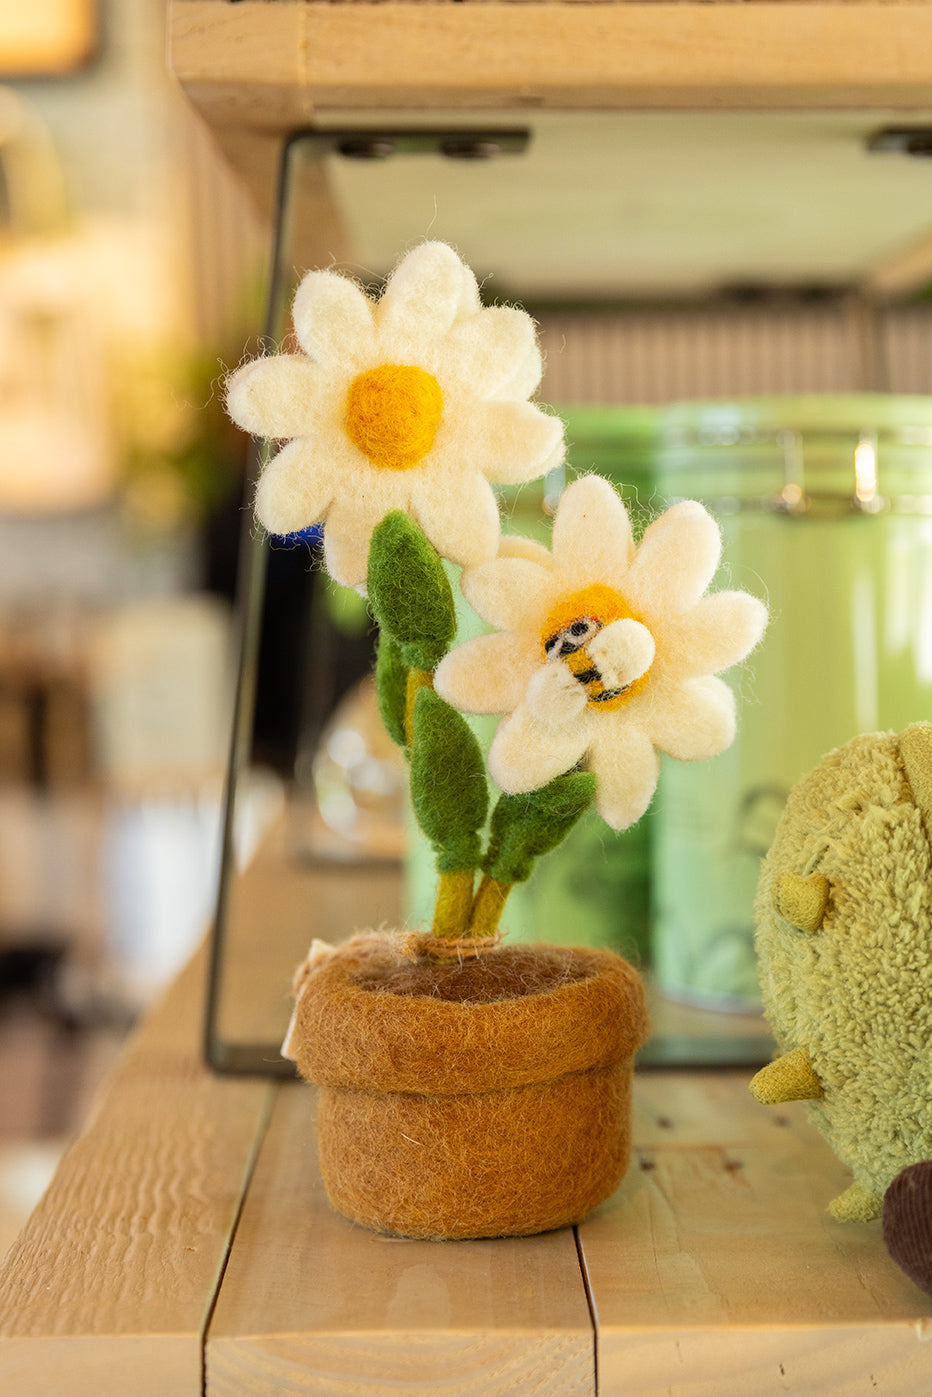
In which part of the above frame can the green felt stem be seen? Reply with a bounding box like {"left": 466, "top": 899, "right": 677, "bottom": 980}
{"left": 404, "top": 668, "right": 433, "bottom": 749}
{"left": 467, "top": 875, "right": 512, "bottom": 938}
{"left": 432, "top": 869, "right": 476, "bottom": 940}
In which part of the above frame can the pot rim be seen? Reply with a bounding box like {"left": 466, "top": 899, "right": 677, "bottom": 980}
{"left": 286, "top": 934, "right": 649, "bottom": 1096}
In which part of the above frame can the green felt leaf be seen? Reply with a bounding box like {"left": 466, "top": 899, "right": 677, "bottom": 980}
{"left": 485, "top": 770, "right": 597, "bottom": 884}
{"left": 374, "top": 633, "right": 407, "bottom": 749}
{"left": 410, "top": 688, "right": 488, "bottom": 873}
{"left": 367, "top": 511, "right": 456, "bottom": 670}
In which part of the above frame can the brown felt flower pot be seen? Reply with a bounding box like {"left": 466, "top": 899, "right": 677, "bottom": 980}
{"left": 284, "top": 934, "right": 649, "bottom": 1240}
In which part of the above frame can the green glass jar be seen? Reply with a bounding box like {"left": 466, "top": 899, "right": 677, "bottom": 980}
{"left": 652, "top": 394, "right": 932, "bottom": 1008}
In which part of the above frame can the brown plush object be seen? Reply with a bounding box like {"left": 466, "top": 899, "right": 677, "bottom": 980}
{"left": 883, "top": 1163, "right": 932, "bottom": 1297}
{"left": 285, "top": 934, "right": 649, "bottom": 1240}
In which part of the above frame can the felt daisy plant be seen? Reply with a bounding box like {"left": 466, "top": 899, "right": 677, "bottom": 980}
{"left": 226, "top": 241, "right": 564, "bottom": 589}
{"left": 227, "top": 242, "right": 767, "bottom": 958}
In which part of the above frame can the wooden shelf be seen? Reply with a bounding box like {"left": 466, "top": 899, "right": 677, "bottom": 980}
{"left": 170, "top": 2, "right": 932, "bottom": 128}
{"left": 169, "top": 2, "right": 932, "bottom": 299}
{"left": 1, "top": 873, "right": 929, "bottom": 1395}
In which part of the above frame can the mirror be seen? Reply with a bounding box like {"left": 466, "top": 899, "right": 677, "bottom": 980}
{"left": 205, "top": 117, "right": 932, "bottom": 1074}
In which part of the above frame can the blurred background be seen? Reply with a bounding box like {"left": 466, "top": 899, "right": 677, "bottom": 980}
{"left": 0, "top": 0, "right": 266, "bottom": 1252}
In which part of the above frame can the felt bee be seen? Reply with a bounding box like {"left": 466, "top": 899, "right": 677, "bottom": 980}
{"left": 543, "top": 615, "right": 625, "bottom": 706}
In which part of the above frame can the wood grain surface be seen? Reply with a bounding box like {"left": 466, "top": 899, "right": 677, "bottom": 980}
{"left": 4, "top": 848, "right": 932, "bottom": 1395}
{"left": 582, "top": 1073, "right": 932, "bottom": 1397}
{"left": 206, "top": 1083, "right": 595, "bottom": 1396}
{"left": 0, "top": 947, "right": 272, "bottom": 1397}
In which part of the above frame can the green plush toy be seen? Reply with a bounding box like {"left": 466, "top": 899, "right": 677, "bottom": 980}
{"left": 751, "top": 722, "right": 932, "bottom": 1296}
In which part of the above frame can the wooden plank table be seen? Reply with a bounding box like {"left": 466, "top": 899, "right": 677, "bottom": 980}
{"left": 0, "top": 946, "right": 273, "bottom": 1397}
{"left": 207, "top": 1086, "right": 595, "bottom": 1396}
{"left": 2, "top": 851, "right": 930, "bottom": 1394}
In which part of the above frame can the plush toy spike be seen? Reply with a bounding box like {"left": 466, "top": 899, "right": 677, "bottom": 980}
{"left": 749, "top": 1046, "right": 824, "bottom": 1104}
{"left": 774, "top": 872, "right": 830, "bottom": 933}
{"left": 831, "top": 1182, "right": 887, "bottom": 1224}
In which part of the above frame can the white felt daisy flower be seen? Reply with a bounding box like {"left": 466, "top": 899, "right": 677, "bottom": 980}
{"left": 225, "top": 242, "right": 564, "bottom": 588}
{"left": 434, "top": 474, "right": 767, "bottom": 830}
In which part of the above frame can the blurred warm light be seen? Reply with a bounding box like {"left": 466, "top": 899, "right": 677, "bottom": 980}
{"left": 854, "top": 437, "right": 878, "bottom": 505}
{"left": 0, "top": 0, "right": 96, "bottom": 76}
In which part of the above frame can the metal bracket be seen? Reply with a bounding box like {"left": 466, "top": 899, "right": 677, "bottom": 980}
{"left": 867, "top": 126, "right": 932, "bottom": 158}
{"left": 290, "top": 127, "right": 531, "bottom": 161}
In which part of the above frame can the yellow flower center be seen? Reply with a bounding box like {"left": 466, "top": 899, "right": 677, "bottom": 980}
{"left": 344, "top": 364, "right": 444, "bottom": 471}
{"left": 540, "top": 582, "right": 650, "bottom": 712}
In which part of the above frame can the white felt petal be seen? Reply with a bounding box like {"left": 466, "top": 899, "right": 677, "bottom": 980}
{"left": 226, "top": 356, "right": 326, "bottom": 439}
{"left": 488, "top": 704, "right": 588, "bottom": 795}
{"left": 455, "top": 256, "right": 483, "bottom": 318}
{"left": 663, "top": 590, "right": 768, "bottom": 678}
{"left": 645, "top": 675, "right": 737, "bottom": 761}
{"left": 626, "top": 500, "right": 722, "bottom": 617}
{"left": 378, "top": 243, "right": 473, "bottom": 348}
{"left": 291, "top": 270, "right": 376, "bottom": 369}
{"left": 551, "top": 474, "right": 634, "bottom": 580}
{"left": 322, "top": 495, "right": 395, "bottom": 589}
{"left": 434, "top": 631, "right": 538, "bottom": 715}
{"left": 589, "top": 726, "right": 659, "bottom": 831}
{"left": 473, "top": 401, "right": 565, "bottom": 485}
{"left": 409, "top": 469, "right": 500, "bottom": 569}
{"left": 526, "top": 663, "right": 588, "bottom": 727}
{"left": 587, "top": 619, "right": 655, "bottom": 690}
{"left": 254, "top": 439, "right": 334, "bottom": 536}
{"left": 494, "top": 349, "right": 547, "bottom": 404}
{"left": 497, "top": 535, "right": 554, "bottom": 568}
{"left": 447, "top": 306, "right": 542, "bottom": 400}
{"left": 460, "top": 555, "right": 556, "bottom": 631}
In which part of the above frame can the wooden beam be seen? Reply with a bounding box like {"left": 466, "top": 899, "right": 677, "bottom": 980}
{"left": 171, "top": 2, "right": 932, "bottom": 128}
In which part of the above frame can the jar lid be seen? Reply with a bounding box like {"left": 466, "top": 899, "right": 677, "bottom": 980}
{"left": 660, "top": 393, "right": 932, "bottom": 445}
{"left": 657, "top": 394, "right": 932, "bottom": 516}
